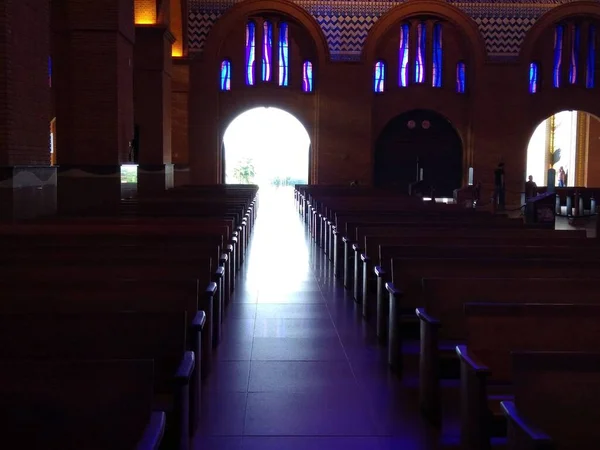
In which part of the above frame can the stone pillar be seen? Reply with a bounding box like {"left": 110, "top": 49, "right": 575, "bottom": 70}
{"left": 0, "top": 0, "right": 56, "bottom": 220}
{"left": 134, "top": 24, "right": 175, "bottom": 196}
{"left": 53, "top": 0, "right": 135, "bottom": 215}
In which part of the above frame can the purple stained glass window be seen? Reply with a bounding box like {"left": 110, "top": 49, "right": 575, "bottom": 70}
{"left": 374, "top": 61, "right": 385, "bottom": 93}
{"left": 529, "top": 62, "right": 539, "bottom": 94}
{"left": 456, "top": 62, "right": 466, "bottom": 93}
{"left": 278, "top": 22, "right": 289, "bottom": 86}
{"left": 587, "top": 25, "right": 596, "bottom": 89}
{"left": 569, "top": 24, "right": 580, "bottom": 84}
{"left": 262, "top": 21, "right": 273, "bottom": 82}
{"left": 553, "top": 25, "right": 564, "bottom": 88}
{"left": 220, "top": 60, "right": 231, "bottom": 91}
{"left": 245, "top": 22, "right": 256, "bottom": 86}
{"left": 302, "top": 61, "right": 313, "bottom": 92}
{"left": 398, "top": 24, "right": 410, "bottom": 87}
{"left": 432, "top": 23, "right": 442, "bottom": 87}
{"left": 414, "top": 22, "right": 426, "bottom": 83}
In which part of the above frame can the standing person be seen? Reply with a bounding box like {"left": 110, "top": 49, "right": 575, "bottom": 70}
{"left": 525, "top": 175, "right": 538, "bottom": 199}
{"left": 558, "top": 166, "right": 566, "bottom": 187}
{"left": 494, "top": 162, "right": 505, "bottom": 210}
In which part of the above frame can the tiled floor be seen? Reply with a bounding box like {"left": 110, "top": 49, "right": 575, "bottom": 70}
{"left": 194, "top": 188, "right": 441, "bottom": 450}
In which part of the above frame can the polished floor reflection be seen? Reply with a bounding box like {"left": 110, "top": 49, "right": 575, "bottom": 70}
{"left": 195, "top": 187, "right": 443, "bottom": 450}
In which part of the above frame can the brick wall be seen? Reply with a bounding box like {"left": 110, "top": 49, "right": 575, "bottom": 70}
{"left": 0, "top": 0, "right": 51, "bottom": 166}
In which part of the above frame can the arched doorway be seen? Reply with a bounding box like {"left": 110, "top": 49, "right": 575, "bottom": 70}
{"left": 223, "top": 107, "right": 310, "bottom": 188}
{"left": 526, "top": 110, "right": 600, "bottom": 188}
{"left": 374, "top": 109, "right": 463, "bottom": 197}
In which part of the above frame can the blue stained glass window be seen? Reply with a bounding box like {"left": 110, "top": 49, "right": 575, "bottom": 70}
{"left": 398, "top": 24, "right": 410, "bottom": 87}
{"left": 569, "top": 24, "right": 580, "bottom": 84}
{"left": 220, "top": 60, "right": 231, "bottom": 91}
{"left": 48, "top": 56, "right": 52, "bottom": 88}
{"left": 245, "top": 22, "right": 256, "bottom": 86}
{"left": 553, "top": 25, "right": 564, "bottom": 88}
{"left": 529, "top": 62, "right": 539, "bottom": 94}
{"left": 456, "top": 62, "right": 466, "bottom": 93}
{"left": 414, "top": 22, "right": 426, "bottom": 83}
{"left": 374, "top": 60, "right": 385, "bottom": 93}
{"left": 587, "top": 25, "right": 596, "bottom": 89}
{"left": 302, "top": 61, "right": 313, "bottom": 92}
{"left": 278, "top": 22, "right": 289, "bottom": 87}
{"left": 432, "top": 23, "right": 443, "bottom": 88}
{"left": 262, "top": 21, "right": 273, "bottom": 82}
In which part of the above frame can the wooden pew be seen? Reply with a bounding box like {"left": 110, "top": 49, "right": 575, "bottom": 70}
{"left": 377, "top": 245, "right": 600, "bottom": 340}
{"left": 353, "top": 227, "right": 587, "bottom": 297}
{"left": 0, "top": 359, "right": 165, "bottom": 450}
{"left": 384, "top": 257, "right": 600, "bottom": 372}
{"left": 417, "top": 277, "right": 600, "bottom": 425}
{"left": 357, "top": 231, "right": 590, "bottom": 310}
{"left": 0, "top": 312, "right": 194, "bottom": 450}
{"left": 456, "top": 303, "right": 600, "bottom": 450}
{"left": 502, "top": 351, "right": 600, "bottom": 450}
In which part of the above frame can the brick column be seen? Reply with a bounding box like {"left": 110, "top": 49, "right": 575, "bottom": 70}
{"left": 0, "top": 0, "right": 56, "bottom": 220}
{"left": 53, "top": 0, "right": 135, "bottom": 215}
{"left": 134, "top": 25, "right": 175, "bottom": 196}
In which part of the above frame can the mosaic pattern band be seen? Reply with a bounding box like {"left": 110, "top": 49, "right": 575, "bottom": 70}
{"left": 188, "top": 0, "right": 590, "bottom": 60}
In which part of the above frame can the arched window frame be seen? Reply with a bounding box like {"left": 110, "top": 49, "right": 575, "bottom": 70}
{"left": 245, "top": 21, "right": 257, "bottom": 86}
{"left": 374, "top": 60, "right": 386, "bottom": 93}
{"left": 456, "top": 61, "right": 466, "bottom": 94}
{"left": 529, "top": 61, "right": 540, "bottom": 94}
{"left": 302, "top": 60, "right": 314, "bottom": 93}
{"left": 220, "top": 59, "right": 232, "bottom": 91}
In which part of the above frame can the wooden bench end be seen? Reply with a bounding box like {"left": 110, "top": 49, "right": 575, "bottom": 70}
{"left": 501, "top": 401, "right": 554, "bottom": 448}
{"left": 175, "top": 350, "right": 195, "bottom": 383}
{"left": 136, "top": 411, "right": 166, "bottom": 450}
{"left": 415, "top": 307, "right": 440, "bottom": 326}
{"left": 455, "top": 345, "right": 491, "bottom": 375}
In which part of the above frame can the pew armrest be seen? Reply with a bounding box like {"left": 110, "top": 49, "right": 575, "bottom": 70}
{"left": 192, "top": 311, "right": 207, "bottom": 331}
{"left": 342, "top": 237, "right": 354, "bottom": 244}
{"left": 136, "top": 411, "right": 166, "bottom": 450}
{"left": 415, "top": 308, "right": 440, "bottom": 327}
{"left": 226, "top": 244, "right": 234, "bottom": 253}
{"left": 374, "top": 266, "right": 386, "bottom": 278}
{"left": 416, "top": 308, "right": 441, "bottom": 327}
{"left": 360, "top": 253, "right": 370, "bottom": 263}
{"left": 385, "top": 281, "right": 401, "bottom": 296}
{"left": 456, "top": 345, "right": 490, "bottom": 375}
{"left": 501, "top": 401, "right": 554, "bottom": 449}
{"left": 232, "top": 236, "right": 238, "bottom": 244}
{"left": 175, "top": 351, "right": 195, "bottom": 384}
{"left": 214, "top": 266, "right": 225, "bottom": 279}
{"left": 220, "top": 253, "right": 228, "bottom": 265}
{"left": 205, "top": 282, "right": 218, "bottom": 297}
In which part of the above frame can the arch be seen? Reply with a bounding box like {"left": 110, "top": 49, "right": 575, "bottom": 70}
{"left": 362, "top": 0, "right": 487, "bottom": 67}
{"left": 524, "top": 105, "right": 600, "bottom": 144}
{"left": 520, "top": 1, "right": 600, "bottom": 63}
{"left": 201, "top": 0, "right": 330, "bottom": 67}
{"left": 222, "top": 106, "right": 311, "bottom": 186}
{"left": 373, "top": 109, "right": 464, "bottom": 197}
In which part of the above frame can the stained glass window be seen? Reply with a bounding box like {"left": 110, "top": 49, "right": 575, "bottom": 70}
{"left": 374, "top": 61, "right": 385, "bottom": 93}
{"left": 278, "top": 22, "right": 289, "bottom": 87}
{"left": 553, "top": 25, "right": 564, "bottom": 88}
{"left": 432, "top": 23, "right": 443, "bottom": 88}
{"left": 456, "top": 62, "right": 466, "bottom": 93}
{"left": 587, "top": 25, "right": 596, "bottom": 89}
{"left": 529, "top": 62, "right": 539, "bottom": 94}
{"left": 302, "top": 61, "right": 313, "bottom": 92}
{"left": 398, "top": 24, "right": 410, "bottom": 87}
{"left": 48, "top": 56, "right": 52, "bottom": 88}
{"left": 220, "top": 60, "right": 231, "bottom": 91}
{"left": 245, "top": 22, "right": 256, "bottom": 86}
{"left": 569, "top": 24, "right": 580, "bottom": 84}
{"left": 414, "top": 22, "right": 426, "bottom": 83}
{"left": 262, "top": 21, "right": 273, "bottom": 82}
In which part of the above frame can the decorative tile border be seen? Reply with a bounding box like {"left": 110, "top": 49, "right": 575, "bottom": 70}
{"left": 188, "top": 0, "right": 588, "bottom": 60}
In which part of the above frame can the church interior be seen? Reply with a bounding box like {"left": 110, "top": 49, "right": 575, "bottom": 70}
{"left": 2, "top": 0, "right": 600, "bottom": 448}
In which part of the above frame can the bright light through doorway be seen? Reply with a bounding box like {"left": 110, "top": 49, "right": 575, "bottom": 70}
{"left": 224, "top": 107, "right": 310, "bottom": 187}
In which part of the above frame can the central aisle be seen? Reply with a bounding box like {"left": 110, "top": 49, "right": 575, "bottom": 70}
{"left": 195, "top": 187, "right": 438, "bottom": 450}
